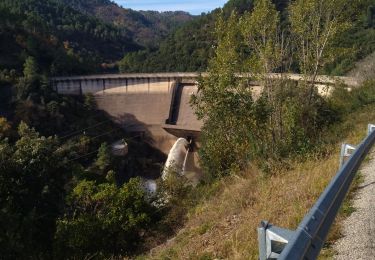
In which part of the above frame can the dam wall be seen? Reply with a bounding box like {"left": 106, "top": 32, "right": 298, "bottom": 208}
{"left": 52, "top": 74, "right": 202, "bottom": 154}
{"left": 94, "top": 80, "right": 176, "bottom": 153}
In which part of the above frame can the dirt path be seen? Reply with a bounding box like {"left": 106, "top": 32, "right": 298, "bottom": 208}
{"left": 334, "top": 151, "right": 375, "bottom": 259}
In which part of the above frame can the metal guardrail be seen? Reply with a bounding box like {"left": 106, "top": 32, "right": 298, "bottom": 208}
{"left": 258, "top": 124, "right": 375, "bottom": 260}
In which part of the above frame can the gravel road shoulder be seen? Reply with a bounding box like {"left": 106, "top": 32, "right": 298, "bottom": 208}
{"left": 334, "top": 150, "right": 375, "bottom": 260}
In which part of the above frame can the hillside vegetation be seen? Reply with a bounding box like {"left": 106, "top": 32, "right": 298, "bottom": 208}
{"left": 147, "top": 101, "right": 375, "bottom": 259}
{"left": 119, "top": 0, "right": 257, "bottom": 72}
{"left": 120, "top": 0, "right": 375, "bottom": 75}
{"left": 59, "top": 0, "right": 194, "bottom": 48}
{"left": 0, "top": 0, "right": 139, "bottom": 75}
{"left": 0, "top": 1, "right": 193, "bottom": 258}
{"left": 0, "top": 0, "right": 193, "bottom": 76}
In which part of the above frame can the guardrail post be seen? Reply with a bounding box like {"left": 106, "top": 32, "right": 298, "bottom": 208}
{"left": 368, "top": 124, "right": 375, "bottom": 135}
{"left": 257, "top": 221, "right": 295, "bottom": 260}
{"left": 339, "top": 143, "right": 356, "bottom": 168}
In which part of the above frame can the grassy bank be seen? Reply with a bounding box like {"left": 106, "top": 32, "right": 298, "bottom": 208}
{"left": 142, "top": 103, "right": 375, "bottom": 260}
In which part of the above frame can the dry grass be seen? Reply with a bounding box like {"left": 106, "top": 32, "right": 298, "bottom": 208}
{"left": 348, "top": 51, "right": 375, "bottom": 83}
{"left": 142, "top": 104, "right": 375, "bottom": 260}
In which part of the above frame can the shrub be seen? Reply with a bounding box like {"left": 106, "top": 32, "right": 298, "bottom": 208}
{"left": 54, "top": 178, "right": 155, "bottom": 258}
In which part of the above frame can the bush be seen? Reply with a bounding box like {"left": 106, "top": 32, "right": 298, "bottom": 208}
{"left": 0, "top": 122, "right": 73, "bottom": 258}
{"left": 54, "top": 178, "right": 155, "bottom": 258}
{"left": 329, "top": 80, "right": 375, "bottom": 118}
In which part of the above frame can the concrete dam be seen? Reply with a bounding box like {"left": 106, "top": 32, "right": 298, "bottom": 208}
{"left": 52, "top": 73, "right": 203, "bottom": 153}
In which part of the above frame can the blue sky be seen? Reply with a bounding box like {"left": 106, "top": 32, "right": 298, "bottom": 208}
{"left": 114, "top": 0, "right": 228, "bottom": 15}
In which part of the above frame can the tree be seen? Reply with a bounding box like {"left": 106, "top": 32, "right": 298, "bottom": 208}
{"left": 289, "top": 0, "right": 354, "bottom": 103}
{"left": 0, "top": 117, "right": 11, "bottom": 137}
{"left": 83, "top": 93, "right": 97, "bottom": 110}
{"left": 95, "top": 142, "right": 111, "bottom": 173}
{"left": 23, "top": 56, "right": 38, "bottom": 80}
{"left": 239, "top": 0, "right": 357, "bottom": 158}
{"left": 54, "top": 178, "right": 154, "bottom": 258}
{"left": 241, "top": 0, "right": 288, "bottom": 75}
{"left": 0, "top": 122, "right": 72, "bottom": 258}
{"left": 193, "top": 0, "right": 358, "bottom": 176}
{"left": 240, "top": 0, "right": 295, "bottom": 156}
{"left": 191, "top": 12, "right": 264, "bottom": 177}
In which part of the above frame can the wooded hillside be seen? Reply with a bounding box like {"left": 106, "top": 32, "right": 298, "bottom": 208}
{"left": 0, "top": 0, "right": 194, "bottom": 76}
{"left": 58, "top": 0, "right": 194, "bottom": 48}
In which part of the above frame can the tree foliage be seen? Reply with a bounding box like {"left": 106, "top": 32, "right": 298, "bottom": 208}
{"left": 0, "top": 117, "right": 11, "bottom": 137}
{"left": 0, "top": 120, "right": 158, "bottom": 258}
{"left": 191, "top": 12, "right": 264, "bottom": 176}
{"left": 54, "top": 178, "right": 154, "bottom": 258}
{"left": 59, "top": 0, "right": 194, "bottom": 48}
{"left": 193, "top": 0, "right": 362, "bottom": 176}
{"left": 119, "top": 0, "right": 375, "bottom": 76}
{"left": 95, "top": 142, "right": 112, "bottom": 173}
{"left": 119, "top": 0, "right": 257, "bottom": 73}
{"left": 0, "top": 122, "right": 72, "bottom": 258}
{"left": 289, "top": 0, "right": 358, "bottom": 103}
{"left": 0, "top": 0, "right": 140, "bottom": 75}
{"left": 23, "top": 56, "right": 39, "bottom": 81}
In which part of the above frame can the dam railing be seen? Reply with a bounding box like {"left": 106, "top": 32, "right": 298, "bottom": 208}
{"left": 258, "top": 124, "right": 375, "bottom": 259}
{"left": 51, "top": 72, "right": 359, "bottom": 88}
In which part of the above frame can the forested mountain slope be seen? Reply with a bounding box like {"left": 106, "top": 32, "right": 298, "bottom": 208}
{"left": 119, "top": 0, "right": 375, "bottom": 74}
{"left": 0, "top": 0, "right": 194, "bottom": 76}
{"left": 0, "top": 0, "right": 141, "bottom": 75}
{"left": 325, "top": 2, "right": 375, "bottom": 75}
{"left": 58, "top": 0, "right": 194, "bottom": 48}
{"left": 118, "top": 0, "right": 292, "bottom": 72}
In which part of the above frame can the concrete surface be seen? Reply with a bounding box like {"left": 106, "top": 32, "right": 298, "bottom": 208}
{"left": 51, "top": 72, "right": 359, "bottom": 87}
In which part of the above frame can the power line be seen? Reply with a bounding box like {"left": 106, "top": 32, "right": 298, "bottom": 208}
{"left": 59, "top": 119, "right": 112, "bottom": 139}
{"left": 65, "top": 149, "right": 99, "bottom": 163}
{"left": 90, "top": 128, "right": 120, "bottom": 141}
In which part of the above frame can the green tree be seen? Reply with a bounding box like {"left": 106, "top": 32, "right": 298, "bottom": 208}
{"left": 193, "top": 0, "right": 359, "bottom": 176}
{"left": 54, "top": 178, "right": 154, "bottom": 258}
{"left": 191, "top": 12, "right": 263, "bottom": 177}
{"left": 289, "top": 0, "right": 355, "bottom": 102}
{"left": 239, "top": 0, "right": 318, "bottom": 158}
{"left": 0, "top": 117, "right": 11, "bottom": 137}
{"left": 95, "top": 142, "right": 111, "bottom": 173}
{"left": 0, "top": 122, "right": 72, "bottom": 258}
{"left": 83, "top": 93, "right": 97, "bottom": 110}
{"left": 23, "top": 56, "right": 38, "bottom": 80}
{"left": 241, "top": 0, "right": 286, "bottom": 75}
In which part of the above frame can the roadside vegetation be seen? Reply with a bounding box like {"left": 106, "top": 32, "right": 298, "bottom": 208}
{"left": 146, "top": 90, "right": 375, "bottom": 259}
{"left": 193, "top": 0, "right": 362, "bottom": 177}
